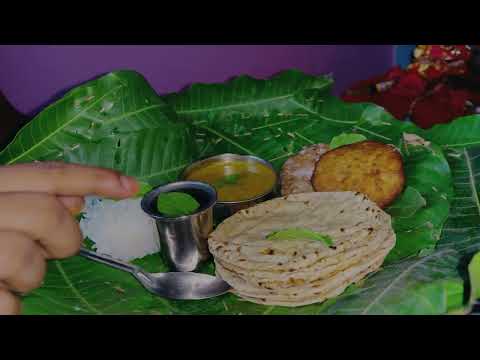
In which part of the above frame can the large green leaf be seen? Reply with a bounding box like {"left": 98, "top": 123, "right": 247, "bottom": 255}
{"left": 321, "top": 250, "right": 465, "bottom": 315}
{"left": 19, "top": 231, "right": 472, "bottom": 315}
{"left": 165, "top": 69, "right": 333, "bottom": 121}
{"left": 0, "top": 71, "right": 196, "bottom": 185}
{"left": 290, "top": 97, "right": 416, "bottom": 146}
{"left": 9, "top": 70, "right": 480, "bottom": 315}
{"left": 164, "top": 69, "right": 334, "bottom": 165}
{"left": 22, "top": 255, "right": 164, "bottom": 315}
{"left": 384, "top": 141, "right": 453, "bottom": 262}
{"left": 423, "top": 115, "right": 480, "bottom": 149}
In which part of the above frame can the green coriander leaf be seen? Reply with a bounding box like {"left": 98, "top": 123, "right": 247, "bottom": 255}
{"left": 214, "top": 174, "right": 240, "bottom": 188}
{"left": 329, "top": 133, "right": 367, "bottom": 150}
{"left": 266, "top": 228, "right": 334, "bottom": 247}
{"left": 156, "top": 192, "right": 200, "bottom": 217}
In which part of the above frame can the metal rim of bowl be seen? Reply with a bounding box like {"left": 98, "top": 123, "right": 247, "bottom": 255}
{"left": 141, "top": 181, "right": 218, "bottom": 222}
{"left": 180, "top": 153, "right": 278, "bottom": 205}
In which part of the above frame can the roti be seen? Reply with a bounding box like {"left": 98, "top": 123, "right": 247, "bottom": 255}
{"left": 280, "top": 144, "right": 330, "bottom": 196}
{"left": 208, "top": 191, "right": 395, "bottom": 307}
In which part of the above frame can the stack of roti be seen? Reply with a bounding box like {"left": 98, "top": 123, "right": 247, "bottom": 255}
{"left": 208, "top": 191, "right": 395, "bottom": 307}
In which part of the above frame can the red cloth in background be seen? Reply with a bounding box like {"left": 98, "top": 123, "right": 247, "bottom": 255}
{"left": 342, "top": 67, "right": 426, "bottom": 120}
{"left": 342, "top": 63, "right": 480, "bottom": 129}
{"left": 412, "top": 85, "right": 471, "bottom": 128}
{"left": 375, "top": 70, "right": 427, "bottom": 119}
{"left": 342, "top": 45, "right": 480, "bottom": 129}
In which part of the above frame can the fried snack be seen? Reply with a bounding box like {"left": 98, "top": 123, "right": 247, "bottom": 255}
{"left": 311, "top": 141, "right": 405, "bottom": 208}
{"left": 280, "top": 144, "right": 330, "bottom": 196}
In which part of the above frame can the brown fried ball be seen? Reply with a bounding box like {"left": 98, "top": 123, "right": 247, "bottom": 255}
{"left": 280, "top": 144, "right": 330, "bottom": 196}
{"left": 311, "top": 141, "right": 405, "bottom": 208}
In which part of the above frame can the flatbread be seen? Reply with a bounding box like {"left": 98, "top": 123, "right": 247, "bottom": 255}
{"left": 280, "top": 144, "right": 330, "bottom": 196}
{"left": 208, "top": 191, "right": 395, "bottom": 307}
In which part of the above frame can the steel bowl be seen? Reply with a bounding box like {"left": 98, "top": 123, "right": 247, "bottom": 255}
{"left": 180, "top": 154, "right": 278, "bottom": 222}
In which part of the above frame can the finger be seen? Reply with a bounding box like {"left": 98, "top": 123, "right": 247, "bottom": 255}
{"left": 0, "top": 231, "right": 46, "bottom": 293}
{"left": 58, "top": 196, "right": 85, "bottom": 215}
{"left": 0, "top": 161, "right": 139, "bottom": 199}
{"left": 0, "top": 288, "right": 21, "bottom": 315}
{"left": 0, "top": 192, "right": 83, "bottom": 259}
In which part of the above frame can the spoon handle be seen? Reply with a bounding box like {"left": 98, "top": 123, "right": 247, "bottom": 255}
{"left": 79, "top": 247, "right": 139, "bottom": 274}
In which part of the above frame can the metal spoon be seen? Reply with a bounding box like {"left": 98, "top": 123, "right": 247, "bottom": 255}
{"left": 79, "top": 247, "right": 231, "bottom": 300}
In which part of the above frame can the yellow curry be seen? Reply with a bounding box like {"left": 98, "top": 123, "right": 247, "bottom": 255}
{"left": 185, "top": 159, "right": 277, "bottom": 202}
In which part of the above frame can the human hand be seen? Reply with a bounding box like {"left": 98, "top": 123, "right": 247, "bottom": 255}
{"left": 0, "top": 162, "right": 139, "bottom": 315}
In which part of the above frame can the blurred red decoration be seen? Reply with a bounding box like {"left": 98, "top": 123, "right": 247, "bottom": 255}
{"left": 342, "top": 45, "right": 480, "bottom": 129}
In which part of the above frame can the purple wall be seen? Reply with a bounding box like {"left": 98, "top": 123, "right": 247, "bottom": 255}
{"left": 0, "top": 45, "right": 394, "bottom": 116}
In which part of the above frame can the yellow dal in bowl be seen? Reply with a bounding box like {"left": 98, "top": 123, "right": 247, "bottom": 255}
{"left": 184, "top": 159, "right": 277, "bottom": 202}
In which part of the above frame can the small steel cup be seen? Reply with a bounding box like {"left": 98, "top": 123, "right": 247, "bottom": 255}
{"left": 141, "top": 181, "right": 217, "bottom": 272}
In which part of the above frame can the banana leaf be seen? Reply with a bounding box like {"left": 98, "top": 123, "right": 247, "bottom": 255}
{"left": 3, "top": 70, "right": 480, "bottom": 315}
{"left": 0, "top": 71, "right": 197, "bottom": 185}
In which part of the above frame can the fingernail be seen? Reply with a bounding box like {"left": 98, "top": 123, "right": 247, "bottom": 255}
{"left": 120, "top": 175, "right": 138, "bottom": 194}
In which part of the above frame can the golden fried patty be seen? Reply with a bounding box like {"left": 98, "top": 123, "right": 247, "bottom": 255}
{"left": 311, "top": 141, "right": 405, "bottom": 208}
